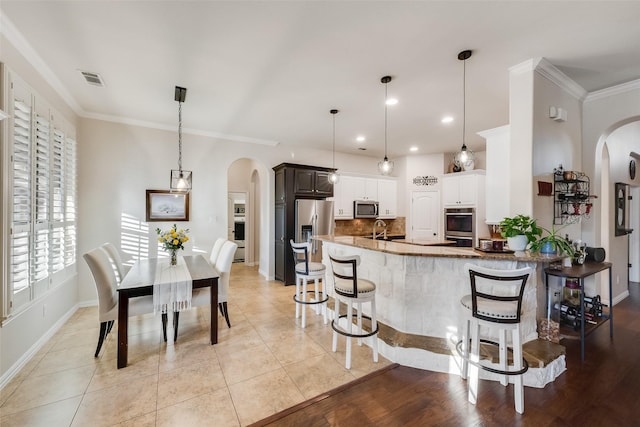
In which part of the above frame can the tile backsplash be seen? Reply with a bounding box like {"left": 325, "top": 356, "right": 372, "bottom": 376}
{"left": 335, "top": 217, "right": 406, "bottom": 236}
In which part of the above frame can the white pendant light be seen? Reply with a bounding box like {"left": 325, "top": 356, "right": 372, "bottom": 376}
{"left": 455, "top": 50, "right": 475, "bottom": 171}
{"left": 378, "top": 76, "right": 394, "bottom": 176}
{"left": 327, "top": 109, "right": 340, "bottom": 184}
{"left": 170, "top": 86, "right": 192, "bottom": 193}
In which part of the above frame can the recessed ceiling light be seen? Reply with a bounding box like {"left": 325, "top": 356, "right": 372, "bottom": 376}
{"left": 386, "top": 98, "right": 398, "bottom": 106}
{"left": 441, "top": 116, "right": 454, "bottom": 124}
{"left": 356, "top": 135, "right": 366, "bottom": 142}
{"left": 410, "top": 146, "right": 418, "bottom": 152}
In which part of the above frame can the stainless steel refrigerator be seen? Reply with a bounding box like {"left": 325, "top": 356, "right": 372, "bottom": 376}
{"left": 295, "top": 199, "right": 335, "bottom": 263}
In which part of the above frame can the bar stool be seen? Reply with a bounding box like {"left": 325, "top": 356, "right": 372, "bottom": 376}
{"left": 290, "top": 240, "right": 328, "bottom": 328}
{"left": 328, "top": 254, "right": 378, "bottom": 370}
{"left": 458, "top": 263, "right": 533, "bottom": 414}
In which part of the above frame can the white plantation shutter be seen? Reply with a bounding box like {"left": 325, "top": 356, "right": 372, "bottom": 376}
{"left": 64, "top": 137, "right": 77, "bottom": 266}
{"left": 5, "top": 73, "right": 78, "bottom": 315}
{"left": 50, "top": 129, "right": 65, "bottom": 272}
{"left": 32, "top": 112, "right": 50, "bottom": 288}
{"left": 11, "top": 97, "right": 32, "bottom": 298}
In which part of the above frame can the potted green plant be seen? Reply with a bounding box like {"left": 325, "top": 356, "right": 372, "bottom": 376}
{"left": 499, "top": 215, "right": 542, "bottom": 251}
{"left": 530, "top": 224, "right": 575, "bottom": 257}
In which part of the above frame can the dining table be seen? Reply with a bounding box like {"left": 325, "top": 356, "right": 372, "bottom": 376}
{"left": 117, "top": 254, "right": 219, "bottom": 368}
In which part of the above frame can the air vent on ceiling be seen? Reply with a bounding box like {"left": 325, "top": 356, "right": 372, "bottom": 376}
{"left": 79, "top": 71, "right": 105, "bottom": 87}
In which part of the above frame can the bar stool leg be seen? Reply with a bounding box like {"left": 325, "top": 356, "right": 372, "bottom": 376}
{"left": 295, "top": 276, "right": 301, "bottom": 320}
{"left": 371, "top": 298, "right": 378, "bottom": 363}
{"left": 314, "top": 277, "right": 320, "bottom": 315}
{"left": 357, "top": 302, "right": 363, "bottom": 346}
{"left": 346, "top": 300, "right": 353, "bottom": 369}
{"left": 322, "top": 277, "right": 328, "bottom": 324}
{"left": 332, "top": 297, "right": 339, "bottom": 352}
{"left": 301, "top": 277, "right": 308, "bottom": 328}
{"left": 461, "top": 317, "right": 470, "bottom": 380}
{"left": 513, "top": 327, "right": 525, "bottom": 414}
{"left": 468, "top": 319, "right": 480, "bottom": 405}
{"left": 499, "top": 328, "right": 508, "bottom": 386}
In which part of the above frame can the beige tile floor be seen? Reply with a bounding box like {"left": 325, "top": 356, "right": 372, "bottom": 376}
{"left": 0, "top": 264, "right": 390, "bottom": 426}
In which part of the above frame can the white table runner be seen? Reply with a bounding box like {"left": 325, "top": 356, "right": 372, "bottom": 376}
{"left": 153, "top": 256, "right": 193, "bottom": 314}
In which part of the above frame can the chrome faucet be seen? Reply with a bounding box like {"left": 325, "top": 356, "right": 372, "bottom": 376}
{"left": 372, "top": 219, "right": 387, "bottom": 240}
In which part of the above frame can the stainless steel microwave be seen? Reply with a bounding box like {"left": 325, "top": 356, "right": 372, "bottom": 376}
{"left": 354, "top": 200, "right": 379, "bottom": 218}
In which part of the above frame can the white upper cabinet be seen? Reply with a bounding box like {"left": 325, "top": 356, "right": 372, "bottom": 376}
{"left": 332, "top": 175, "right": 397, "bottom": 219}
{"left": 353, "top": 177, "right": 378, "bottom": 201}
{"left": 442, "top": 172, "right": 485, "bottom": 207}
{"left": 333, "top": 176, "right": 357, "bottom": 219}
{"left": 377, "top": 179, "right": 397, "bottom": 218}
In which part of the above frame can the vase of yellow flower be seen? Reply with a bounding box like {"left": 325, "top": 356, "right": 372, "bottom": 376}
{"left": 156, "top": 224, "right": 190, "bottom": 266}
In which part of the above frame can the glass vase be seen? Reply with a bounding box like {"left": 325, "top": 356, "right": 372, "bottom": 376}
{"left": 170, "top": 249, "right": 177, "bottom": 267}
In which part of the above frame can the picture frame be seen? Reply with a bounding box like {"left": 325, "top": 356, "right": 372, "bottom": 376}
{"left": 614, "top": 182, "right": 631, "bottom": 236}
{"left": 146, "top": 190, "right": 190, "bottom": 222}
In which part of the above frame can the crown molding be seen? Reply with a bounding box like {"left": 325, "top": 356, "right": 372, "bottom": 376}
{"left": 585, "top": 78, "right": 640, "bottom": 103}
{"left": 0, "top": 13, "right": 84, "bottom": 114}
{"left": 534, "top": 58, "right": 588, "bottom": 101}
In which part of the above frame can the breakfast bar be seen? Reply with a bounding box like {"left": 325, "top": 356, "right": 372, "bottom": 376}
{"left": 317, "top": 235, "right": 566, "bottom": 387}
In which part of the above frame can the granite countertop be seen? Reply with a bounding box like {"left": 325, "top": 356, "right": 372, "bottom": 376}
{"left": 316, "top": 235, "right": 564, "bottom": 263}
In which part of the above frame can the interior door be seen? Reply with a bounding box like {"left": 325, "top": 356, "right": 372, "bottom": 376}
{"left": 411, "top": 190, "right": 440, "bottom": 240}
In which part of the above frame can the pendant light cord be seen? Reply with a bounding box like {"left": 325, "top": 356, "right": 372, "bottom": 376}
{"left": 178, "top": 101, "right": 183, "bottom": 172}
{"left": 384, "top": 81, "right": 388, "bottom": 158}
{"left": 332, "top": 112, "right": 336, "bottom": 168}
{"left": 462, "top": 57, "right": 466, "bottom": 147}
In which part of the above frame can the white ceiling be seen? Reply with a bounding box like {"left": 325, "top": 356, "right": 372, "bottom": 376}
{"left": 2, "top": 1, "right": 640, "bottom": 160}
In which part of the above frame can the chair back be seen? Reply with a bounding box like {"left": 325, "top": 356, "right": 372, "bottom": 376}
{"left": 329, "top": 254, "right": 361, "bottom": 298}
{"left": 290, "top": 240, "right": 311, "bottom": 275}
{"left": 83, "top": 247, "right": 118, "bottom": 322}
{"left": 216, "top": 240, "right": 238, "bottom": 302}
{"left": 209, "top": 238, "right": 226, "bottom": 266}
{"left": 464, "top": 263, "right": 533, "bottom": 324}
{"left": 102, "top": 242, "right": 127, "bottom": 284}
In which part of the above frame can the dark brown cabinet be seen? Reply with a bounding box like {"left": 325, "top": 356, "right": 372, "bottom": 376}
{"left": 293, "top": 169, "right": 334, "bottom": 198}
{"left": 273, "top": 163, "right": 334, "bottom": 285}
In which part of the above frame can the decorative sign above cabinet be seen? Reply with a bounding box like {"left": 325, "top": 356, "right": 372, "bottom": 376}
{"left": 412, "top": 176, "right": 438, "bottom": 186}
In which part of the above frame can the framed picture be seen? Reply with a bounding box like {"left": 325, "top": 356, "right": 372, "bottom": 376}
{"left": 146, "top": 190, "right": 190, "bottom": 222}
{"left": 614, "top": 182, "right": 631, "bottom": 236}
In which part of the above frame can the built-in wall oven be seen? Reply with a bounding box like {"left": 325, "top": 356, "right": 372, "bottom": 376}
{"left": 444, "top": 207, "right": 475, "bottom": 247}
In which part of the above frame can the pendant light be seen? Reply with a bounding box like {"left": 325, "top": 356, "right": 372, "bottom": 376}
{"left": 170, "top": 86, "right": 192, "bottom": 192}
{"left": 378, "top": 75, "right": 394, "bottom": 176}
{"left": 455, "top": 50, "right": 475, "bottom": 171}
{"left": 327, "top": 109, "right": 340, "bottom": 184}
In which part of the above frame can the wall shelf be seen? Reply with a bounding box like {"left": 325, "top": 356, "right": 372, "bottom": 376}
{"left": 553, "top": 171, "right": 595, "bottom": 225}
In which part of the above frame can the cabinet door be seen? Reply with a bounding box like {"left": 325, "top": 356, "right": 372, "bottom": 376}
{"left": 293, "top": 169, "right": 315, "bottom": 196}
{"left": 457, "top": 175, "right": 478, "bottom": 206}
{"left": 353, "top": 177, "right": 378, "bottom": 200}
{"left": 314, "top": 171, "right": 334, "bottom": 197}
{"left": 377, "top": 179, "right": 397, "bottom": 218}
{"left": 442, "top": 175, "right": 460, "bottom": 207}
{"left": 274, "top": 203, "right": 285, "bottom": 281}
{"left": 334, "top": 176, "right": 356, "bottom": 219}
{"left": 275, "top": 169, "right": 286, "bottom": 203}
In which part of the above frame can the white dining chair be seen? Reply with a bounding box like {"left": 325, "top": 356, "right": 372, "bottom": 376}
{"left": 209, "top": 237, "right": 226, "bottom": 266}
{"left": 173, "top": 240, "right": 238, "bottom": 340}
{"left": 102, "top": 242, "right": 129, "bottom": 285}
{"left": 83, "top": 247, "right": 163, "bottom": 357}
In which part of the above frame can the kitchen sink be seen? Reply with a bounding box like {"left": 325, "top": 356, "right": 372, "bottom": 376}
{"left": 362, "top": 235, "right": 405, "bottom": 241}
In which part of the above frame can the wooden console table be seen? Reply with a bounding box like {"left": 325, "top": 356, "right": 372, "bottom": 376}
{"left": 544, "top": 262, "right": 613, "bottom": 362}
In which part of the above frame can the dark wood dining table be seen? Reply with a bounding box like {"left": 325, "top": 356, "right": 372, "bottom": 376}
{"left": 117, "top": 254, "right": 219, "bottom": 368}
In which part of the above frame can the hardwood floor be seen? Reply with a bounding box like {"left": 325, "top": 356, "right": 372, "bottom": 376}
{"left": 253, "top": 282, "right": 640, "bottom": 426}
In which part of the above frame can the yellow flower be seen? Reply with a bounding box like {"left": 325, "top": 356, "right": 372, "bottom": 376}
{"left": 183, "top": 236, "right": 189, "bottom": 242}
{"left": 157, "top": 237, "right": 163, "bottom": 242}
{"left": 172, "top": 231, "right": 177, "bottom": 238}
{"left": 173, "top": 239, "right": 179, "bottom": 245}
